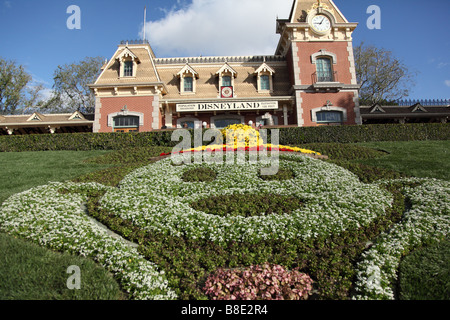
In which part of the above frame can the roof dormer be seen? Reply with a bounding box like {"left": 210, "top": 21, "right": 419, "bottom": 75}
{"left": 68, "top": 111, "right": 87, "bottom": 120}
{"left": 116, "top": 47, "right": 140, "bottom": 78}
{"left": 255, "top": 62, "right": 276, "bottom": 93}
{"left": 411, "top": 103, "right": 428, "bottom": 113}
{"left": 27, "top": 112, "right": 44, "bottom": 122}
{"left": 177, "top": 63, "right": 199, "bottom": 94}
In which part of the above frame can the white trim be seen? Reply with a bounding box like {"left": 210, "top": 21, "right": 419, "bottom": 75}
{"left": 311, "top": 50, "right": 337, "bottom": 64}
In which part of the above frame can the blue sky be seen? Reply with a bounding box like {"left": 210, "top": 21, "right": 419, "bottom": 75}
{"left": 1, "top": 0, "right": 449, "bottom": 100}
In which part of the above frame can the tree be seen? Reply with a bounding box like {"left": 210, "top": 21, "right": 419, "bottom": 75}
{"left": 48, "top": 56, "right": 104, "bottom": 114}
{"left": 354, "top": 43, "right": 417, "bottom": 106}
{"left": 0, "top": 57, "right": 32, "bottom": 114}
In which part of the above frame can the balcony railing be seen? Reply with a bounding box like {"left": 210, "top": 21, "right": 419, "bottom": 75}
{"left": 312, "top": 71, "right": 338, "bottom": 83}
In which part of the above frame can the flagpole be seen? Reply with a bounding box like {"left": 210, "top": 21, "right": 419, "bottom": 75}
{"left": 143, "top": 6, "right": 147, "bottom": 42}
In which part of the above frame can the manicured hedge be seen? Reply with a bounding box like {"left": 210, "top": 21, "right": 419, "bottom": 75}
{"left": 0, "top": 131, "right": 177, "bottom": 152}
{"left": 0, "top": 123, "right": 448, "bottom": 152}
{"left": 276, "top": 123, "right": 450, "bottom": 145}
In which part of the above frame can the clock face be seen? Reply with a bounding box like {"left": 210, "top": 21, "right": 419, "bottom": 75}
{"left": 311, "top": 15, "right": 331, "bottom": 33}
{"left": 221, "top": 86, "right": 233, "bottom": 98}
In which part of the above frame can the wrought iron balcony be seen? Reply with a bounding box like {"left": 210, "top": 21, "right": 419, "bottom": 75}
{"left": 312, "top": 71, "right": 338, "bottom": 83}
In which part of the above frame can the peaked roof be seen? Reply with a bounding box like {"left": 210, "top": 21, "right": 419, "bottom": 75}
{"left": 93, "top": 43, "right": 162, "bottom": 86}
{"left": 411, "top": 103, "right": 428, "bottom": 113}
{"left": 255, "top": 62, "right": 276, "bottom": 75}
{"left": 289, "top": 0, "right": 348, "bottom": 23}
{"left": 370, "top": 104, "right": 385, "bottom": 113}
{"left": 27, "top": 112, "right": 45, "bottom": 122}
{"left": 177, "top": 63, "right": 199, "bottom": 78}
{"left": 216, "top": 62, "right": 238, "bottom": 77}
{"left": 116, "top": 47, "right": 140, "bottom": 62}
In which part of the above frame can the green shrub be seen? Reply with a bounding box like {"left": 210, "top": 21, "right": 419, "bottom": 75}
{"left": 182, "top": 167, "right": 217, "bottom": 183}
{"left": 297, "top": 143, "right": 387, "bottom": 161}
{"left": 1, "top": 123, "right": 448, "bottom": 152}
{"left": 276, "top": 123, "right": 450, "bottom": 145}
{"left": 190, "top": 193, "right": 305, "bottom": 217}
{"left": 259, "top": 168, "right": 295, "bottom": 181}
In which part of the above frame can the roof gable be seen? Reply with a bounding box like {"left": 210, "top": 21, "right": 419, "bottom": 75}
{"left": 177, "top": 63, "right": 199, "bottom": 78}
{"left": 68, "top": 111, "right": 87, "bottom": 120}
{"left": 369, "top": 104, "right": 386, "bottom": 114}
{"left": 255, "top": 62, "right": 276, "bottom": 75}
{"left": 216, "top": 62, "right": 238, "bottom": 77}
{"left": 411, "top": 103, "right": 428, "bottom": 113}
{"left": 27, "top": 112, "right": 45, "bottom": 122}
{"left": 116, "top": 47, "right": 140, "bottom": 62}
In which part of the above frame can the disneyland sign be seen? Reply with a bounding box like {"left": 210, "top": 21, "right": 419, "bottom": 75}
{"left": 176, "top": 101, "right": 278, "bottom": 112}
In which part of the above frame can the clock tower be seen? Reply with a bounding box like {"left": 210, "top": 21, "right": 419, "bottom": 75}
{"left": 276, "top": 0, "right": 361, "bottom": 126}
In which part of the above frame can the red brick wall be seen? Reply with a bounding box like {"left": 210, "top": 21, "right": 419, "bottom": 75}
{"left": 301, "top": 91, "right": 357, "bottom": 126}
{"left": 97, "top": 95, "right": 158, "bottom": 132}
{"left": 296, "top": 41, "right": 353, "bottom": 85}
{"left": 290, "top": 41, "right": 357, "bottom": 126}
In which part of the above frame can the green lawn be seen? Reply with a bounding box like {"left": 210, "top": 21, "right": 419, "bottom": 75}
{"left": 0, "top": 233, "right": 125, "bottom": 300}
{"left": 0, "top": 150, "right": 123, "bottom": 300}
{"left": 355, "top": 140, "right": 450, "bottom": 180}
{"left": 0, "top": 150, "right": 112, "bottom": 204}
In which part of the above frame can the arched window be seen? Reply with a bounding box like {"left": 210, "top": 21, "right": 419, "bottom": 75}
{"left": 316, "top": 57, "right": 333, "bottom": 82}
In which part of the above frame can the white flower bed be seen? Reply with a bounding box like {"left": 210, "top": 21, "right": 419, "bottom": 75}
{"left": 352, "top": 178, "right": 450, "bottom": 300}
{"left": 0, "top": 182, "right": 177, "bottom": 300}
{"left": 99, "top": 154, "right": 393, "bottom": 243}
{"left": 2, "top": 152, "right": 447, "bottom": 301}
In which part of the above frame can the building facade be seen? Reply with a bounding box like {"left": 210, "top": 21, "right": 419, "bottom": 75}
{"left": 90, "top": 0, "right": 362, "bottom": 133}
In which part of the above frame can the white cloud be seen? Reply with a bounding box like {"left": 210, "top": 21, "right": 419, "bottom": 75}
{"left": 445, "top": 80, "right": 450, "bottom": 87}
{"left": 3, "top": 1, "right": 11, "bottom": 8}
{"left": 142, "top": 0, "right": 293, "bottom": 57}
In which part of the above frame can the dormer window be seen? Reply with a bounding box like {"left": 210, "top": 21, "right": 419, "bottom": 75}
{"left": 222, "top": 76, "right": 232, "bottom": 87}
{"left": 116, "top": 47, "right": 139, "bottom": 78}
{"left": 216, "top": 63, "right": 237, "bottom": 98}
{"left": 123, "top": 61, "right": 133, "bottom": 77}
{"left": 255, "top": 62, "right": 275, "bottom": 93}
{"left": 260, "top": 75, "right": 270, "bottom": 90}
{"left": 184, "top": 76, "right": 193, "bottom": 92}
{"left": 177, "top": 63, "right": 198, "bottom": 94}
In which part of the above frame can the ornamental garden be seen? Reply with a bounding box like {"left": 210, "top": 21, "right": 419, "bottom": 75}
{"left": 0, "top": 125, "right": 449, "bottom": 300}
